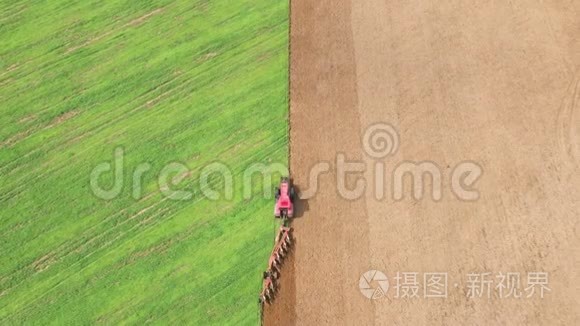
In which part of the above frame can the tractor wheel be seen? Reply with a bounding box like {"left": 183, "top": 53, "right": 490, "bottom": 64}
{"left": 289, "top": 187, "right": 296, "bottom": 202}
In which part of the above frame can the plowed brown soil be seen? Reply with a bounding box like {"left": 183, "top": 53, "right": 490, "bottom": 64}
{"left": 265, "top": 1, "right": 580, "bottom": 325}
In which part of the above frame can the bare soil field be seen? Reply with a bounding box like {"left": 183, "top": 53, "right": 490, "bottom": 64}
{"left": 266, "top": 0, "right": 580, "bottom": 325}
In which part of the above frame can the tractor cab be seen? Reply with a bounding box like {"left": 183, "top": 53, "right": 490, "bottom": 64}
{"left": 274, "top": 177, "right": 296, "bottom": 219}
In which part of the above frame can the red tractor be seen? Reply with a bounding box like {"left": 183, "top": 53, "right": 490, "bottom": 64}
{"left": 274, "top": 177, "right": 296, "bottom": 221}
{"left": 259, "top": 178, "right": 297, "bottom": 307}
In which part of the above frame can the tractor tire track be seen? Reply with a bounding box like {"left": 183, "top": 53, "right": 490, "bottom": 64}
{"left": 557, "top": 74, "right": 580, "bottom": 169}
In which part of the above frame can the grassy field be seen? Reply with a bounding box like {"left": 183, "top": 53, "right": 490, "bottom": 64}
{"left": 0, "top": 0, "right": 288, "bottom": 324}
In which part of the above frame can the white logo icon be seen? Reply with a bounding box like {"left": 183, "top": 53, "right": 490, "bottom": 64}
{"left": 363, "top": 123, "right": 400, "bottom": 159}
{"left": 359, "top": 270, "right": 389, "bottom": 299}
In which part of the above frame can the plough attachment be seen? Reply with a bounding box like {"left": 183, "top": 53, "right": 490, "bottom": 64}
{"left": 259, "top": 271, "right": 276, "bottom": 304}
{"left": 259, "top": 226, "right": 293, "bottom": 305}
{"left": 268, "top": 226, "right": 292, "bottom": 272}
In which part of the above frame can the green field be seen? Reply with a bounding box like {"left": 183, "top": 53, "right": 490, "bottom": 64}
{"left": 0, "top": 1, "right": 288, "bottom": 324}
